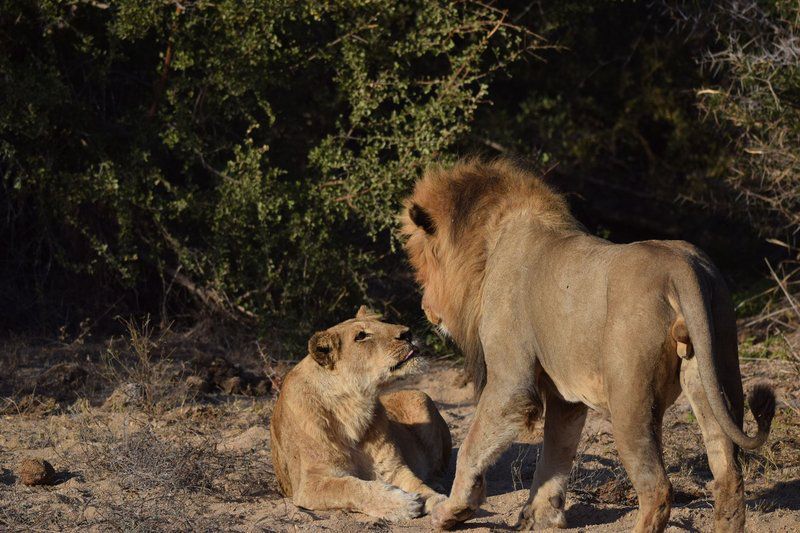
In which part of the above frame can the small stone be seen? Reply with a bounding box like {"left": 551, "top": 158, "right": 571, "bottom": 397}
{"left": 185, "top": 375, "right": 209, "bottom": 393}
{"left": 19, "top": 458, "right": 55, "bottom": 486}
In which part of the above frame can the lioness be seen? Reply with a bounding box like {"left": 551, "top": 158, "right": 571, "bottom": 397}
{"left": 401, "top": 158, "right": 775, "bottom": 533}
{"left": 269, "top": 306, "right": 451, "bottom": 521}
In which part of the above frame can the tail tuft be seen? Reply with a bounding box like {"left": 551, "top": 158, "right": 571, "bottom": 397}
{"left": 748, "top": 382, "right": 776, "bottom": 436}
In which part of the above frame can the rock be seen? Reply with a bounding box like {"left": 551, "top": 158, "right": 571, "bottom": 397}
{"left": 220, "top": 376, "right": 242, "bottom": 395}
{"left": 191, "top": 355, "right": 270, "bottom": 396}
{"left": 103, "top": 382, "right": 145, "bottom": 409}
{"left": 19, "top": 458, "right": 55, "bottom": 486}
{"left": 217, "top": 426, "right": 269, "bottom": 453}
{"left": 185, "top": 375, "right": 209, "bottom": 393}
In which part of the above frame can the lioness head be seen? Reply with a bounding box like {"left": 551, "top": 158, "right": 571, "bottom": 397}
{"left": 307, "top": 306, "right": 425, "bottom": 389}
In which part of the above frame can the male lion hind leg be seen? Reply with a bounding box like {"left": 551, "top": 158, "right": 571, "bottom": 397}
{"left": 293, "top": 472, "right": 423, "bottom": 521}
{"left": 516, "top": 391, "right": 587, "bottom": 530}
{"left": 431, "top": 381, "right": 538, "bottom": 529}
{"left": 680, "top": 357, "right": 745, "bottom": 533}
{"left": 608, "top": 384, "right": 672, "bottom": 533}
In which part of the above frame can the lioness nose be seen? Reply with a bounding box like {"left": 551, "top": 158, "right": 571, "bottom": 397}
{"left": 396, "top": 328, "right": 412, "bottom": 342}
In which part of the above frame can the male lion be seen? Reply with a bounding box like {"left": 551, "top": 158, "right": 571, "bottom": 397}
{"left": 269, "top": 306, "right": 451, "bottom": 521}
{"left": 400, "top": 158, "right": 775, "bottom": 533}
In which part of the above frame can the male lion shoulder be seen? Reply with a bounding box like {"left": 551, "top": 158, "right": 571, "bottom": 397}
{"left": 269, "top": 306, "right": 450, "bottom": 521}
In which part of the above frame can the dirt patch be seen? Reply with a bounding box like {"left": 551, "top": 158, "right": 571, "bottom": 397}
{"left": 0, "top": 342, "right": 798, "bottom": 531}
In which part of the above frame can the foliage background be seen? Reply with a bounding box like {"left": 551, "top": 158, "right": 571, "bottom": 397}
{"left": 2, "top": 0, "right": 797, "bottom": 352}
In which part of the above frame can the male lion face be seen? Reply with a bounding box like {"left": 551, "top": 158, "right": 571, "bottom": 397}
{"left": 403, "top": 203, "right": 447, "bottom": 332}
{"left": 307, "top": 306, "right": 425, "bottom": 388}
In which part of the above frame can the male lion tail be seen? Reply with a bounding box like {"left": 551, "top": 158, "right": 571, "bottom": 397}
{"left": 674, "top": 268, "right": 776, "bottom": 451}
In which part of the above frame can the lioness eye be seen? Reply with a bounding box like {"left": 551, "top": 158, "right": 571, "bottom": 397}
{"left": 354, "top": 331, "right": 369, "bottom": 342}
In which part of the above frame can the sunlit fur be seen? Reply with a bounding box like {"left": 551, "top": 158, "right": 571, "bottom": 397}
{"left": 270, "top": 308, "right": 451, "bottom": 521}
{"left": 400, "top": 158, "right": 775, "bottom": 532}
{"left": 400, "top": 158, "right": 580, "bottom": 394}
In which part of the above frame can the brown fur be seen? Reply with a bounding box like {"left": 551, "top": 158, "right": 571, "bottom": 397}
{"left": 401, "top": 158, "right": 579, "bottom": 395}
{"left": 269, "top": 307, "right": 451, "bottom": 521}
{"left": 401, "top": 158, "right": 775, "bottom": 532}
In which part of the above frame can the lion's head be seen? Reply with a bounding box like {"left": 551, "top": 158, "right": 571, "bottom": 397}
{"left": 400, "top": 158, "right": 577, "bottom": 394}
{"left": 307, "top": 306, "right": 425, "bottom": 390}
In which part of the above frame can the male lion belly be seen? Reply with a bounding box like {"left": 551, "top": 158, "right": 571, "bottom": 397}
{"left": 540, "top": 360, "right": 608, "bottom": 414}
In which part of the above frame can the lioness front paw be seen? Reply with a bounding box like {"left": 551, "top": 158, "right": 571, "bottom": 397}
{"left": 374, "top": 487, "right": 424, "bottom": 521}
{"left": 430, "top": 497, "right": 477, "bottom": 530}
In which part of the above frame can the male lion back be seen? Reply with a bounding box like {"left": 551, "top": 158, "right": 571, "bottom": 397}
{"left": 381, "top": 390, "right": 452, "bottom": 480}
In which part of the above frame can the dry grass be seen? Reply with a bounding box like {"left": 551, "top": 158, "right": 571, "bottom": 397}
{"left": 97, "top": 318, "right": 194, "bottom": 415}
{"left": 1, "top": 318, "right": 798, "bottom": 531}
{"left": 0, "top": 319, "right": 280, "bottom": 532}
{"left": 0, "top": 404, "right": 279, "bottom": 532}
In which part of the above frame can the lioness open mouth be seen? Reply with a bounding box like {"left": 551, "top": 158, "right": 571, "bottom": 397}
{"left": 390, "top": 347, "right": 418, "bottom": 372}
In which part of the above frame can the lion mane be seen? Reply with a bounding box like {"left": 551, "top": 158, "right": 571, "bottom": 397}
{"left": 400, "top": 158, "right": 580, "bottom": 395}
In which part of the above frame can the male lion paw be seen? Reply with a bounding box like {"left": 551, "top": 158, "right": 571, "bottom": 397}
{"left": 374, "top": 487, "right": 424, "bottom": 522}
{"left": 431, "top": 497, "right": 477, "bottom": 530}
{"left": 514, "top": 499, "right": 567, "bottom": 531}
{"left": 424, "top": 493, "right": 447, "bottom": 515}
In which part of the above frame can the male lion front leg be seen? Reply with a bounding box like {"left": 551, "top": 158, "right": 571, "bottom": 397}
{"left": 431, "top": 381, "right": 535, "bottom": 529}
{"left": 516, "top": 391, "right": 587, "bottom": 530}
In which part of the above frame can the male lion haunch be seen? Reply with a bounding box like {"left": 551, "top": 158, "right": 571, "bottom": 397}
{"left": 401, "top": 159, "right": 775, "bottom": 533}
{"left": 269, "top": 306, "right": 451, "bottom": 521}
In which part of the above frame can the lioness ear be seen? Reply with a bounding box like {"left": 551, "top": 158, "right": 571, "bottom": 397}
{"left": 355, "top": 305, "right": 380, "bottom": 320}
{"left": 409, "top": 203, "right": 435, "bottom": 234}
{"left": 308, "top": 330, "right": 340, "bottom": 369}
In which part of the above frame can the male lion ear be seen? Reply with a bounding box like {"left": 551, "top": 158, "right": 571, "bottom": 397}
{"left": 409, "top": 203, "right": 435, "bottom": 234}
{"left": 308, "top": 330, "right": 340, "bottom": 369}
{"left": 356, "top": 305, "right": 381, "bottom": 320}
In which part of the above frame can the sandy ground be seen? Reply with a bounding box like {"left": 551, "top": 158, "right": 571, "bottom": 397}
{"left": 1, "top": 354, "right": 799, "bottom": 531}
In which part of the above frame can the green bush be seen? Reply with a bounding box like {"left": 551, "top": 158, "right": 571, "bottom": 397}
{"left": 697, "top": 0, "right": 800, "bottom": 240}
{"left": 0, "top": 0, "right": 540, "bottom": 336}
{"left": 2, "top": 0, "right": 795, "bottom": 345}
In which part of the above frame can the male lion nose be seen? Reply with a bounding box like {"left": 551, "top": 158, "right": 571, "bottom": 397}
{"left": 396, "top": 328, "right": 412, "bottom": 342}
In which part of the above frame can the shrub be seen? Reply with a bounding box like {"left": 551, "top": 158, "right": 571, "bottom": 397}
{"left": 697, "top": 0, "right": 800, "bottom": 241}
{"left": 0, "top": 1, "right": 542, "bottom": 337}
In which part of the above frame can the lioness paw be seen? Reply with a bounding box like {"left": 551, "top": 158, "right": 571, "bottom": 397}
{"left": 375, "top": 487, "right": 424, "bottom": 521}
